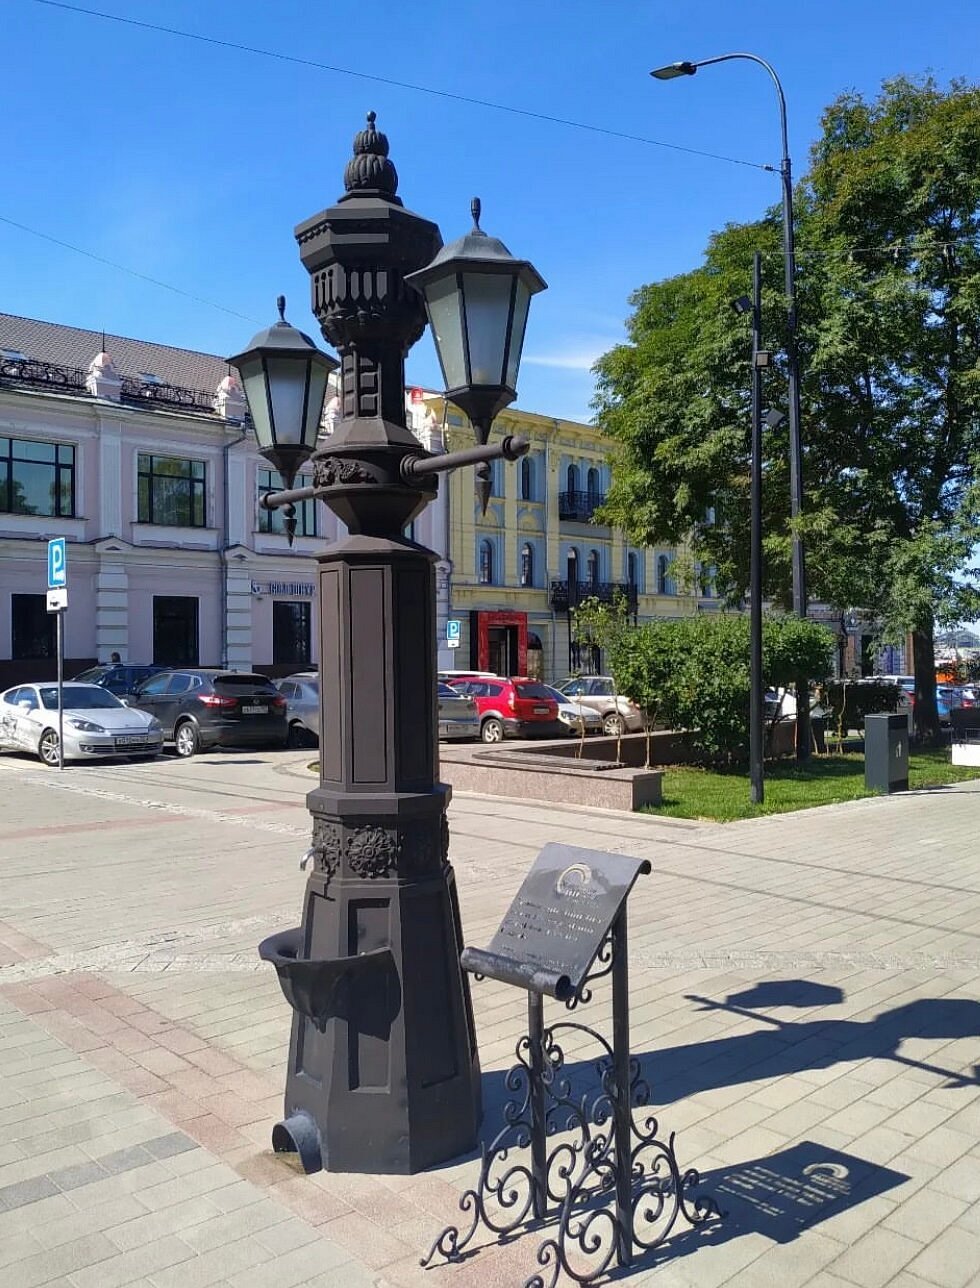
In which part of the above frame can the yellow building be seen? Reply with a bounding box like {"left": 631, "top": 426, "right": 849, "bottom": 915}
{"left": 427, "top": 398, "right": 709, "bottom": 683}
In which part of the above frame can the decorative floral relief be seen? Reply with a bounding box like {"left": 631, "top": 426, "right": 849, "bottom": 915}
{"left": 312, "top": 456, "right": 379, "bottom": 488}
{"left": 311, "top": 819, "right": 342, "bottom": 882}
{"left": 346, "top": 825, "right": 399, "bottom": 878}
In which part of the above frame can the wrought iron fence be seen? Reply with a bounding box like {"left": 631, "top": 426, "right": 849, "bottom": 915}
{"left": 119, "top": 376, "right": 218, "bottom": 414}
{"left": 0, "top": 356, "right": 88, "bottom": 392}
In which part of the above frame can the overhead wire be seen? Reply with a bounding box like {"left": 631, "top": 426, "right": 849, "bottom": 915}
{"left": 0, "top": 213, "right": 260, "bottom": 323}
{"left": 29, "top": 0, "right": 772, "bottom": 172}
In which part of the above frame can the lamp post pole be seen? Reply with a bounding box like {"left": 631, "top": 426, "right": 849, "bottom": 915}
{"left": 651, "top": 52, "right": 810, "bottom": 759}
{"left": 235, "top": 113, "right": 542, "bottom": 1176}
{"left": 749, "top": 252, "right": 765, "bottom": 804}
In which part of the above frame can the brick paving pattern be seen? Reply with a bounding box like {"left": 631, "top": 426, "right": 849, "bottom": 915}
{"left": 0, "top": 750, "right": 977, "bottom": 1286}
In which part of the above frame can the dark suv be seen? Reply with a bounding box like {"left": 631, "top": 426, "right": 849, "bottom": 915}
{"left": 130, "top": 669, "right": 288, "bottom": 757}
{"left": 72, "top": 663, "right": 166, "bottom": 699}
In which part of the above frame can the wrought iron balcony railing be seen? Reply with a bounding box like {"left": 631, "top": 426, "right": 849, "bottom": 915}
{"left": 558, "top": 489, "right": 605, "bottom": 522}
{"left": 549, "top": 580, "right": 638, "bottom": 613}
{"left": 0, "top": 356, "right": 88, "bottom": 393}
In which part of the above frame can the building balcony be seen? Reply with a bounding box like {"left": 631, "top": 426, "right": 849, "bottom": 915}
{"left": 558, "top": 489, "right": 605, "bottom": 522}
{"left": 549, "top": 580, "right": 638, "bottom": 613}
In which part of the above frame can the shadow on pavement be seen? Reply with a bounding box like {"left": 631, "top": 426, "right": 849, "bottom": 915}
{"left": 598, "top": 1140, "right": 908, "bottom": 1282}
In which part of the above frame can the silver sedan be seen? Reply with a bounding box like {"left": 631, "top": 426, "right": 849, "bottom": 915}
{"left": 438, "top": 683, "right": 480, "bottom": 741}
{"left": 541, "top": 685, "right": 604, "bottom": 736}
{"left": 0, "top": 682, "right": 164, "bottom": 766}
{"left": 276, "top": 673, "right": 320, "bottom": 746}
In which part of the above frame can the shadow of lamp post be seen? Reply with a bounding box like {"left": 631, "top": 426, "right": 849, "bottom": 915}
{"left": 230, "top": 112, "right": 544, "bottom": 1175}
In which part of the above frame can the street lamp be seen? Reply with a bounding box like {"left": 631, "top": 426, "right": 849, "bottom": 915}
{"left": 229, "top": 297, "right": 338, "bottom": 543}
{"left": 238, "top": 112, "right": 541, "bottom": 1177}
{"left": 651, "top": 51, "right": 810, "bottom": 759}
{"left": 406, "top": 197, "right": 546, "bottom": 511}
{"left": 229, "top": 295, "right": 337, "bottom": 488}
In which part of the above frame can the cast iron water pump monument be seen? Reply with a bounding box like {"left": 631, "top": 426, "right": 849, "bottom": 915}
{"left": 236, "top": 114, "right": 544, "bottom": 1174}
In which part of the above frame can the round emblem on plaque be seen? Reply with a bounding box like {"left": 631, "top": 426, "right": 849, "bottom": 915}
{"left": 556, "top": 862, "right": 593, "bottom": 895}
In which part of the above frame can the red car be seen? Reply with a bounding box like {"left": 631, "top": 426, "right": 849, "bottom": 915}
{"left": 446, "top": 676, "right": 560, "bottom": 743}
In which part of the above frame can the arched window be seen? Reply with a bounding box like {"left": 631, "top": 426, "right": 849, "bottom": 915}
{"left": 566, "top": 463, "right": 579, "bottom": 496}
{"left": 657, "top": 554, "right": 673, "bottom": 596}
{"left": 566, "top": 547, "right": 579, "bottom": 603}
{"left": 520, "top": 456, "right": 534, "bottom": 501}
{"left": 627, "top": 552, "right": 637, "bottom": 587}
{"left": 587, "top": 549, "right": 600, "bottom": 589}
{"left": 479, "top": 539, "right": 494, "bottom": 585}
{"left": 586, "top": 467, "right": 600, "bottom": 506}
{"left": 520, "top": 543, "right": 534, "bottom": 587}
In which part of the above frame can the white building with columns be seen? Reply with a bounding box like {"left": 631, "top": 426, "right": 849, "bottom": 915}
{"left": 0, "top": 312, "right": 450, "bottom": 687}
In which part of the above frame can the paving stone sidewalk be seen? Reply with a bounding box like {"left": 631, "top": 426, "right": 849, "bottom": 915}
{"left": 0, "top": 751, "right": 977, "bottom": 1287}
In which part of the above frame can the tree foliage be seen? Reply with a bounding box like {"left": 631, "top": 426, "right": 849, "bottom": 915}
{"left": 575, "top": 609, "right": 834, "bottom": 765}
{"left": 593, "top": 76, "right": 980, "bottom": 741}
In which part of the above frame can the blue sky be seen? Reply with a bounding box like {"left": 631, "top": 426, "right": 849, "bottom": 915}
{"left": 2, "top": 0, "right": 978, "bottom": 425}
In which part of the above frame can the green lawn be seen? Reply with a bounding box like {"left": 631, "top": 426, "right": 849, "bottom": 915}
{"left": 643, "top": 748, "right": 980, "bottom": 823}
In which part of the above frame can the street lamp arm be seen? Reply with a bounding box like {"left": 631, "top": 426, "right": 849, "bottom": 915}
{"left": 685, "top": 53, "right": 789, "bottom": 167}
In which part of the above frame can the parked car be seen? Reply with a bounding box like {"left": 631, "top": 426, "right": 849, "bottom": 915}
{"left": 130, "top": 669, "right": 288, "bottom": 757}
{"left": 554, "top": 676, "right": 643, "bottom": 736}
{"left": 0, "top": 682, "right": 163, "bottom": 766}
{"left": 937, "top": 685, "right": 963, "bottom": 724}
{"left": 437, "top": 670, "right": 498, "bottom": 683}
{"left": 437, "top": 683, "right": 480, "bottom": 741}
{"left": 445, "top": 677, "right": 561, "bottom": 743}
{"left": 72, "top": 663, "right": 166, "bottom": 699}
{"left": 276, "top": 672, "right": 320, "bottom": 745}
{"left": 960, "top": 684, "right": 979, "bottom": 710}
{"left": 540, "top": 684, "right": 603, "bottom": 736}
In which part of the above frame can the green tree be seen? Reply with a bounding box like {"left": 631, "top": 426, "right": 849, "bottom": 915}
{"left": 594, "top": 76, "right": 980, "bottom": 744}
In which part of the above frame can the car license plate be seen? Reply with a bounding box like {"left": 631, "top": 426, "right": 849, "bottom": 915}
{"left": 114, "top": 735, "right": 147, "bottom": 747}
{"left": 242, "top": 704, "right": 268, "bottom": 715}
{"left": 534, "top": 706, "right": 549, "bottom": 715}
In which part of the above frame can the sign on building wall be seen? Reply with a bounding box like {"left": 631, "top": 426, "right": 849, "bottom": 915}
{"left": 250, "top": 581, "right": 316, "bottom": 596}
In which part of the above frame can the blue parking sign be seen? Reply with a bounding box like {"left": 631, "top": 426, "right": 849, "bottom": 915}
{"left": 47, "top": 538, "right": 67, "bottom": 589}
{"left": 446, "top": 619, "right": 461, "bottom": 642}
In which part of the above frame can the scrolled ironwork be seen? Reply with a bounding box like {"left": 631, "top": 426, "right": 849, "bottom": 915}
{"left": 424, "top": 911, "right": 717, "bottom": 1284}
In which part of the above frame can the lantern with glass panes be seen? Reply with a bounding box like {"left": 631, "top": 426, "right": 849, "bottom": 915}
{"left": 228, "top": 296, "right": 338, "bottom": 541}
{"left": 406, "top": 199, "right": 546, "bottom": 511}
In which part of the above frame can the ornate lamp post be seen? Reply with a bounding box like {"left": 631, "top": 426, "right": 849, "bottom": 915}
{"left": 234, "top": 113, "right": 542, "bottom": 1175}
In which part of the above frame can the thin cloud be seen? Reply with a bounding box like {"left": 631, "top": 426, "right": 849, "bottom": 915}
{"left": 523, "top": 340, "right": 618, "bottom": 372}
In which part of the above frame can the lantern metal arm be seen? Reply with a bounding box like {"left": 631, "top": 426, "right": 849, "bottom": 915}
{"left": 401, "top": 434, "right": 529, "bottom": 482}
{"left": 257, "top": 435, "right": 530, "bottom": 515}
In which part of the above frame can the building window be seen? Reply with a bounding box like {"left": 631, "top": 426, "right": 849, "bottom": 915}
{"left": 273, "top": 601, "right": 312, "bottom": 666}
{"left": 587, "top": 549, "right": 600, "bottom": 589}
{"left": 0, "top": 437, "right": 75, "bottom": 517}
{"left": 11, "top": 594, "right": 56, "bottom": 659}
{"left": 258, "top": 469, "right": 316, "bottom": 537}
{"left": 587, "top": 467, "right": 601, "bottom": 507}
{"left": 479, "top": 539, "right": 494, "bottom": 585}
{"left": 520, "top": 543, "right": 534, "bottom": 587}
{"left": 657, "top": 554, "right": 676, "bottom": 596}
{"left": 489, "top": 458, "right": 503, "bottom": 497}
{"left": 520, "top": 456, "right": 535, "bottom": 501}
{"left": 627, "top": 552, "right": 637, "bottom": 588}
{"left": 152, "top": 596, "right": 199, "bottom": 666}
{"left": 566, "top": 463, "right": 579, "bottom": 495}
{"left": 138, "top": 455, "right": 206, "bottom": 527}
